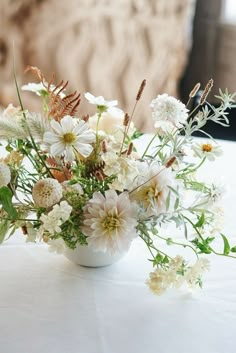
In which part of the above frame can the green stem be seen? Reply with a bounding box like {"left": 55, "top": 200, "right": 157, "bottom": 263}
{"left": 141, "top": 131, "right": 159, "bottom": 158}
{"left": 138, "top": 230, "right": 173, "bottom": 261}
{"left": 182, "top": 215, "right": 204, "bottom": 241}
{"left": 156, "top": 234, "right": 199, "bottom": 258}
{"left": 94, "top": 112, "right": 102, "bottom": 158}
{"left": 177, "top": 157, "right": 206, "bottom": 178}
{"left": 0, "top": 216, "right": 38, "bottom": 222}
{"left": 13, "top": 64, "right": 53, "bottom": 178}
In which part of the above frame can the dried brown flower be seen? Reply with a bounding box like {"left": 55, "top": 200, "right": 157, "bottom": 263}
{"left": 165, "top": 156, "right": 176, "bottom": 168}
{"left": 123, "top": 113, "right": 130, "bottom": 126}
{"left": 136, "top": 79, "right": 146, "bottom": 101}
{"left": 199, "top": 79, "right": 214, "bottom": 105}
{"left": 189, "top": 83, "right": 201, "bottom": 98}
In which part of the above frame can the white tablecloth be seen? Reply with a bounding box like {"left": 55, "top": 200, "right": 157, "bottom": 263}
{"left": 1, "top": 138, "right": 236, "bottom": 353}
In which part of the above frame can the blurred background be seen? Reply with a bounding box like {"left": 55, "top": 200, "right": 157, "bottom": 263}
{"left": 0, "top": 0, "right": 235, "bottom": 138}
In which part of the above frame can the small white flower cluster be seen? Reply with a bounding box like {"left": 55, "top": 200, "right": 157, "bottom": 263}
{"left": 147, "top": 256, "right": 210, "bottom": 295}
{"left": 150, "top": 93, "right": 189, "bottom": 134}
{"left": 40, "top": 201, "right": 72, "bottom": 234}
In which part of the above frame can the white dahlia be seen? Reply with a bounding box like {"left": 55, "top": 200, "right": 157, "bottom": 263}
{"left": 32, "top": 178, "right": 62, "bottom": 208}
{"left": 150, "top": 93, "right": 188, "bottom": 134}
{"left": 131, "top": 163, "right": 176, "bottom": 216}
{"left": 43, "top": 115, "right": 95, "bottom": 161}
{"left": 0, "top": 163, "right": 11, "bottom": 187}
{"left": 82, "top": 190, "right": 137, "bottom": 254}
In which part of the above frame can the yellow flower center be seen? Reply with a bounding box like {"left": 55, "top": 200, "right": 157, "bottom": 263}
{"left": 147, "top": 186, "right": 160, "bottom": 199}
{"left": 62, "top": 132, "right": 76, "bottom": 144}
{"left": 102, "top": 215, "right": 120, "bottom": 233}
{"left": 202, "top": 143, "right": 212, "bottom": 152}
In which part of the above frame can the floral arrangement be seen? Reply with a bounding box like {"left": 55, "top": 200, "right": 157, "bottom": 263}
{"left": 0, "top": 66, "right": 236, "bottom": 295}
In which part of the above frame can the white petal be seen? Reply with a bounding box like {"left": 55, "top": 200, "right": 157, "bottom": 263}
{"left": 50, "top": 142, "right": 65, "bottom": 156}
{"left": 84, "top": 92, "right": 96, "bottom": 104}
{"left": 65, "top": 146, "right": 75, "bottom": 161}
{"left": 106, "top": 100, "right": 118, "bottom": 107}
{"left": 74, "top": 142, "right": 93, "bottom": 157}
{"left": 73, "top": 120, "right": 88, "bottom": 134}
{"left": 51, "top": 120, "right": 63, "bottom": 135}
{"left": 76, "top": 131, "right": 95, "bottom": 144}
{"left": 60, "top": 115, "right": 74, "bottom": 133}
{"left": 43, "top": 131, "right": 60, "bottom": 144}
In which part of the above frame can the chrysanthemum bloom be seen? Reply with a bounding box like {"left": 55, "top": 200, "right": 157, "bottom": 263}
{"left": 32, "top": 178, "right": 62, "bottom": 208}
{"left": 0, "top": 163, "right": 11, "bottom": 187}
{"left": 150, "top": 93, "right": 188, "bottom": 134}
{"left": 82, "top": 190, "right": 137, "bottom": 254}
{"left": 43, "top": 115, "right": 95, "bottom": 161}
{"left": 192, "top": 141, "right": 223, "bottom": 161}
{"left": 131, "top": 163, "right": 176, "bottom": 216}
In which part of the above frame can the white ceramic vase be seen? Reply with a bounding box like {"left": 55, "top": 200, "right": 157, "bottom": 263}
{"left": 64, "top": 244, "right": 126, "bottom": 267}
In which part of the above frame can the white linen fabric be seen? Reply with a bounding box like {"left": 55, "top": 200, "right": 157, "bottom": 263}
{"left": 0, "top": 138, "right": 236, "bottom": 353}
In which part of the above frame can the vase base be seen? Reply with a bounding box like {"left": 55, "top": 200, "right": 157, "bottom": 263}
{"left": 64, "top": 244, "right": 126, "bottom": 267}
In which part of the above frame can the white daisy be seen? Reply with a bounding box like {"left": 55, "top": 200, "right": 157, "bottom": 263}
{"left": 21, "top": 82, "right": 48, "bottom": 97}
{"left": 84, "top": 92, "right": 123, "bottom": 116}
{"left": 21, "top": 82, "right": 66, "bottom": 98}
{"left": 43, "top": 115, "right": 95, "bottom": 161}
{"left": 150, "top": 93, "right": 188, "bottom": 134}
{"left": 192, "top": 141, "right": 223, "bottom": 161}
{"left": 82, "top": 190, "right": 137, "bottom": 254}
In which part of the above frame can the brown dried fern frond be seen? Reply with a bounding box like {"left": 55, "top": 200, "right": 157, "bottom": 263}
{"left": 24, "top": 66, "right": 46, "bottom": 82}
{"left": 46, "top": 156, "right": 72, "bottom": 183}
{"left": 25, "top": 66, "right": 81, "bottom": 121}
{"left": 49, "top": 85, "right": 81, "bottom": 121}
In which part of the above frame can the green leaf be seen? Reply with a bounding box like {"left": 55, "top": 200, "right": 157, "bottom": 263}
{"left": 174, "top": 197, "right": 179, "bottom": 210}
{"left": 162, "top": 255, "right": 169, "bottom": 264}
{"left": 165, "top": 190, "right": 171, "bottom": 211}
{"left": 195, "top": 213, "right": 205, "bottom": 228}
{"left": 221, "top": 234, "right": 230, "bottom": 255}
{"left": 0, "top": 220, "right": 10, "bottom": 243}
{"left": 0, "top": 187, "right": 18, "bottom": 220}
{"left": 231, "top": 246, "right": 236, "bottom": 253}
{"left": 131, "top": 131, "right": 144, "bottom": 140}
